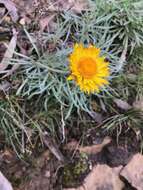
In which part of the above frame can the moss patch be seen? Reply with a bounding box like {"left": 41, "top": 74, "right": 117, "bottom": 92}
{"left": 63, "top": 153, "right": 89, "bottom": 187}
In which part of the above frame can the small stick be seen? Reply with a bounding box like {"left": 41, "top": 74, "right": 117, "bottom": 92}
{"left": 42, "top": 132, "right": 65, "bottom": 163}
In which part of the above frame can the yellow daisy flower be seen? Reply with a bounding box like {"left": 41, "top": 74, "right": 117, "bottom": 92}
{"left": 67, "top": 43, "right": 110, "bottom": 94}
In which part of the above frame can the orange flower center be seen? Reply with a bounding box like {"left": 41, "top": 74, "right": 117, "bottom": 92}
{"left": 78, "top": 58, "right": 97, "bottom": 78}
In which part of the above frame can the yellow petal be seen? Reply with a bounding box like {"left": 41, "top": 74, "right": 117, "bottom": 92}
{"left": 67, "top": 43, "right": 110, "bottom": 93}
{"left": 67, "top": 75, "right": 74, "bottom": 80}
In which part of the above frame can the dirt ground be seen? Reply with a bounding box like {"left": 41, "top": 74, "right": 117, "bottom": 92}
{"left": 0, "top": 127, "right": 140, "bottom": 189}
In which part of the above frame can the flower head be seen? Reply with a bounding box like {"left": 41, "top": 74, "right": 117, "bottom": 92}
{"left": 68, "top": 44, "right": 110, "bottom": 93}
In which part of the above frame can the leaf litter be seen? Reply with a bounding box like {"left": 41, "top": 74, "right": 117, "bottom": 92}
{"left": 64, "top": 136, "right": 111, "bottom": 154}
{"left": 1, "top": 129, "right": 143, "bottom": 189}
{"left": 133, "top": 97, "right": 143, "bottom": 112}
{"left": 0, "top": 171, "right": 13, "bottom": 190}
{"left": 0, "top": 28, "right": 18, "bottom": 78}
{"left": 113, "top": 98, "right": 132, "bottom": 111}
{"left": 0, "top": 0, "right": 18, "bottom": 22}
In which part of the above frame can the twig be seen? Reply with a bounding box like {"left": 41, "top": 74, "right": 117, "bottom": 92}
{"left": 61, "top": 105, "right": 65, "bottom": 142}
{"left": 42, "top": 132, "right": 65, "bottom": 163}
{"left": 117, "top": 37, "right": 128, "bottom": 71}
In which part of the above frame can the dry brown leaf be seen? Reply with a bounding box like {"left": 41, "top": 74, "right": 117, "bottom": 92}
{"left": 0, "top": 29, "right": 17, "bottom": 77}
{"left": 69, "top": 0, "right": 90, "bottom": 13}
{"left": 64, "top": 165, "right": 124, "bottom": 190}
{"left": 48, "top": 0, "right": 90, "bottom": 13}
{"left": 0, "top": 30, "right": 17, "bottom": 70}
{"left": 0, "top": 81, "right": 11, "bottom": 92}
{"left": 34, "top": 150, "right": 50, "bottom": 168}
{"left": 133, "top": 97, "right": 143, "bottom": 111}
{"left": 64, "top": 136, "right": 111, "bottom": 154}
{"left": 13, "top": 0, "right": 34, "bottom": 18}
{"left": 0, "top": 0, "right": 18, "bottom": 22}
{"left": 120, "top": 153, "right": 143, "bottom": 190}
{"left": 1, "top": 148, "right": 16, "bottom": 164}
{"left": 114, "top": 98, "right": 132, "bottom": 110}
{"left": 0, "top": 171, "right": 13, "bottom": 190}
{"left": 89, "top": 111, "right": 104, "bottom": 123}
{"left": 39, "top": 14, "right": 56, "bottom": 32}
